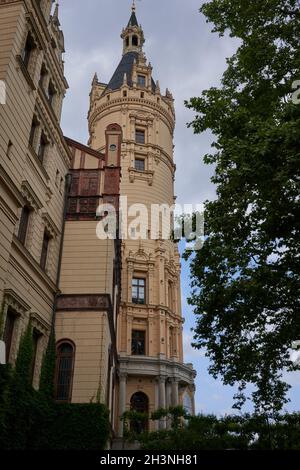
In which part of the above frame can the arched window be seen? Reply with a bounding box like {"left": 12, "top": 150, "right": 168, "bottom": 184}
{"left": 126, "top": 37, "right": 129, "bottom": 47}
{"left": 132, "top": 35, "right": 138, "bottom": 47}
{"left": 130, "top": 392, "right": 149, "bottom": 433}
{"left": 55, "top": 340, "right": 75, "bottom": 402}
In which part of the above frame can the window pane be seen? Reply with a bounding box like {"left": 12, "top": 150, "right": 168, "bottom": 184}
{"left": 135, "top": 159, "right": 145, "bottom": 171}
{"left": 132, "top": 330, "right": 146, "bottom": 355}
{"left": 135, "top": 130, "right": 145, "bottom": 144}
{"left": 55, "top": 343, "right": 74, "bottom": 402}
{"left": 18, "top": 206, "right": 30, "bottom": 245}
{"left": 132, "top": 278, "right": 146, "bottom": 304}
{"left": 138, "top": 75, "right": 146, "bottom": 87}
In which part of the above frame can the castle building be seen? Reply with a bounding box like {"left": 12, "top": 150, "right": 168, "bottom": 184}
{"left": 88, "top": 3, "right": 196, "bottom": 435}
{"left": 0, "top": 0, "right": 195, "bottom": 438}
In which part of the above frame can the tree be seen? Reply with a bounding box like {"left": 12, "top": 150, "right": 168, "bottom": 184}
{"left": 185, "top": 0, "right": 300, "bottom": 412}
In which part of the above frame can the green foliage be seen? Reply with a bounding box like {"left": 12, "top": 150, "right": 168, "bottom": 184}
{"left": 0, "top": 327, "right": 110, "bottom": 450}
{"left": 151, "top": 406, "right": 190, "bottom": 429}
{"left": 36, "top": 403, "right": 110, "bottom": 450}
{"left": 39, "top": 332, "right": 56, "bottom": 399}
{"left": 139, "top": 413, "right": 300, "bottom": 450}
{"left": 121, "top": 410, "right": 149, "bottom": 442}
{"left": 185, "top": 0, "right": 300, "bottom": 412}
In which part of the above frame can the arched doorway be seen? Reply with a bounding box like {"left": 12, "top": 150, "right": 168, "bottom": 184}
{"left": 130, "top": 392, "right": 149, "bottom": 434}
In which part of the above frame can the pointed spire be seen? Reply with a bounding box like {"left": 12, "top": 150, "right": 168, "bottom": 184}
{"left": 128, "top": 0, "right": 139, "bottom": 27}
{"left": 53, "top": 3, "right": 59, "bottom": 20}
{"left": 92, "top": 73, "right": 98, "bottom": 86}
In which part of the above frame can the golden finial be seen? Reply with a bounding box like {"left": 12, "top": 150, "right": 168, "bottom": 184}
{"left": 132, "top": 0, "right": 136, "bottom": 12}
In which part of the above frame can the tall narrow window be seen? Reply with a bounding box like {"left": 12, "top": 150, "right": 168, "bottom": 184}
{"left": 31, "top": 329, "right": 41, "bottom": 382}
{"left": 21, "top": 33, "right": 35, "bottom": 69}
{"left": 18, "top": 205, "right": 31, "bottom": 245}
{"left": 168, "top": 281, "right": 174, "bottom": 310}
{"left": 47, "top": 81, "right": 56, "bottom": 106}
{"left": 138, "top": 75, "right": 146, "bottom": 87}
{"left": 132, "top": 278, "right": 146, "bottom": 304}
{"left": 39, "top": 63, "right": 47, "bottom": 88}
{"left": 29, "top": 116, "right": 38, "bottom": 148}
{"left": 37, "top": 132, "right": 47, "bottom": 163}
{"left": 131, "top": 330, "right": 146, "bottom": 355}
{"left": 135, "top": 129, "right": 145, "bottom": 144}
{"left": 55, "top": 341, "right": 75, "bottom": 402}
{"left": 40, "top": 230, "right": 50, "bottom": 270}
{"left": 3, "top": 309, "right": 17, "bottom": 363}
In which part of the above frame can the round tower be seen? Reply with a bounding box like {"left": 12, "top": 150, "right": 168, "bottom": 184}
{"left": 88, "top": 3, "right": 196, "bottom": 436}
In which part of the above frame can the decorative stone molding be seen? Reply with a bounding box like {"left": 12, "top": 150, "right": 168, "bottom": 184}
{"left": 128, "top": 167, "right": 154, "bottom": 186}
{"left": 30, "top": 311, "right": 51, "bottom": 335}
{"left": 42, "top": 212, "right": 60, "bottom": 238}
{"left": 56, "top": 294, "right": 110, "bottom": 312}
{"left": 3, "top": 289, "right": 30, "bottom": 316}
{"left": 21, "top": 180, "right": 43, "bottom": 210}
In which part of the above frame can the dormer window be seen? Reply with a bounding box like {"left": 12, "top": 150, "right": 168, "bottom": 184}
{"left": 138, "top": 75, "right": 146, "bottom": 88}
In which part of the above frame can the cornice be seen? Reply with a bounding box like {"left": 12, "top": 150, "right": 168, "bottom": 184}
{"left": 89, "top": 96, "right": 175, "bottom": 135}
{"left": 0, "top": 163, "right": 24, "bottom": 207}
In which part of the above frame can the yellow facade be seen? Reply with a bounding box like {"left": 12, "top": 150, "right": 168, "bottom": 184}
{"left": 88, "top": 5, "right": 196, "bottom": 436}
{"left": 0, "top": 2, "right": 196, "bottom": 440}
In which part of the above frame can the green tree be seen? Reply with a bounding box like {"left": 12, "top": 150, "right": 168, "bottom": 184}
{"left": 185, "top": 0, "right": 300, "bottom": 412}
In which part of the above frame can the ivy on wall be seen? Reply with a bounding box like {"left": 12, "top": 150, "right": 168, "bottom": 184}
{"left": 0, "top": 326, "right": 110, "bottom": 450}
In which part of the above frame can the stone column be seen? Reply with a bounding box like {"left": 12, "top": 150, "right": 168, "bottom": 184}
{"left": 171, "top": 378, "right": 179, "bottom": 407}
{"left": 159, "top": 376, "right": 166, "bottom": 429}
{"left": 118, "top": 373, "right": 127, "bottom": 437}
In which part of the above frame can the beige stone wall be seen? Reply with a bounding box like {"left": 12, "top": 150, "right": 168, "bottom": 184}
{"left": 0, "top": 1, "right": 70, "bottom": 390}
{"left": 55, "top": 310, "right": 111, "bottom": 403}
{"left": 59, "top": 221, "right": 115, "bottom": 297}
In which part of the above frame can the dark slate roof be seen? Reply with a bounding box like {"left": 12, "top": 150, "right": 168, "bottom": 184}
{"left": 128, "top": 11, "right": 139, "bottom": 27}
{"left": 105, "top": 51, "right": 156, "bottom": 93}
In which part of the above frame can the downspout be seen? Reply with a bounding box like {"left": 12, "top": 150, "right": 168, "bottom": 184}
{"left": 50, "top": 173, "right": 72, "bottom": 334}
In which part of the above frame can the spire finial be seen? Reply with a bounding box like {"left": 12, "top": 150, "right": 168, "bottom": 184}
{"left": 132, "top": 0, "right": 136, "bottom": 12}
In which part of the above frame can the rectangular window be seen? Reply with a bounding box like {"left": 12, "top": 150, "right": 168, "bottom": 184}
{"left": 29, "top": 116, "right": 38, "bottom": 148}
{"left": 132, "top": 278, "right": 146, "bottom": 304}
{"left": 134, "top": 158, "right": 145, "bottom": 172}
{"left": 21, "top": 33, "right": 35, "bottom": 69}
{"left": 3, "top": 309, "right": 16, "bottom": 363}
{"left": 40, "top": 230, "right": 50, "bottom": 270}
{"left": 37, "top": 132, "right": 47, "bottom": 163}
{"left": 47, "top": 81, "right": 56, "bottom": 107}
{"left": 132, "top": 330, "right": 146, "bottom": 355}
{"left": 135, "top": 129, "right": 145, "bottom": 145}
{"left": 138, "top": 75, "right": 146, "bottom": 87}
{"left": 18, "top": 206, "right": 31, "bottom": 245}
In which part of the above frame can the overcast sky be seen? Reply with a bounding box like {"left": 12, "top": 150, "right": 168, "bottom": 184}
{"left": 58, "top": 0, "right": 300, "bottom": 415}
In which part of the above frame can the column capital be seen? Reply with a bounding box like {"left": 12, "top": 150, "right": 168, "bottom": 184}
{"left": 118, "top": 371, "right": 128, "bottom": 380}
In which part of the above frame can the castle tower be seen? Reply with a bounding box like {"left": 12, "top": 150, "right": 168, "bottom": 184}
{"left": 88, "top": 4, "right": 196, "bottom": 435}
